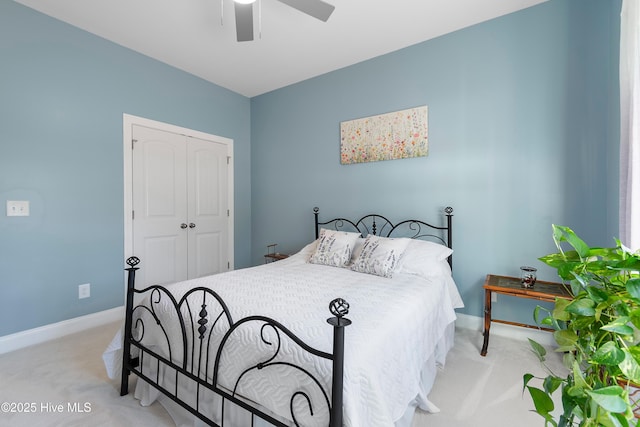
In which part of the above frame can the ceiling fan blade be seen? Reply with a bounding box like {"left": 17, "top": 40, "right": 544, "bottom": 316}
{"left": 234, "top": 2, "right": 254, "bottom": 42}
{"left": 276, "top": 0, "right": 335, "bottom": 22}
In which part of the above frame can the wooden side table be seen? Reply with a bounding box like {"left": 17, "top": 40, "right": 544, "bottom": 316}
{"left": 480, "top": 274, "right": 572, "bottom": 356}
{"left": 264, "top": 244, "right": 289, "bottom": 263}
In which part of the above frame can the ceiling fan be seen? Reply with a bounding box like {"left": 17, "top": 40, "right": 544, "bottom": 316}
{"left": 233, "top": 0, "right": 335, "bottom": 42}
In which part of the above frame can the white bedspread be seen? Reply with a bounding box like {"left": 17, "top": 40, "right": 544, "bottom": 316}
{"left": 104, "top": 248, "right": 463, "bottom": 427}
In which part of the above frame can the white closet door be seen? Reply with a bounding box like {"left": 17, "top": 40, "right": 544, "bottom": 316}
{"left": 125, "top": 115, "right": 234, "bottom": 293}
{"left": 187, "top": 136, "right": 229, "bottom": 278}
{"left": 132, "top": 125, "right": 188, "bottom": 286}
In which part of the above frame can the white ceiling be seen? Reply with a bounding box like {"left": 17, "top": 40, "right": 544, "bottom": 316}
{"left": 15, "top": 0, "right": 548, "bottom": 98}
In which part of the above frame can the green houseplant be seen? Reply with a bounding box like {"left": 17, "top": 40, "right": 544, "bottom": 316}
{"left": 523, "top": 225, "right": 640, "bottom": 427}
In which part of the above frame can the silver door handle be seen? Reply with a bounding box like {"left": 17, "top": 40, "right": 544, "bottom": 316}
{"left": 180, "top": 223, "right": 188, "bottom": 229}
{"left": 189, "top": 223, "right": 196, "bottom": 229}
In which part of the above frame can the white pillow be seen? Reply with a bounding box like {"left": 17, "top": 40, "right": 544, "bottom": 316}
{"left": 350, "top": 235, "right": 410, "bottom": 278}
{"left": 350, "top": 237, "right": 366, "bottom": 263}
{"left": 296, "top": 240, "right": 319, "bottom": 260}
{"left": 309, "top": 228, "right": 361, "bottom": 268}
{"left": 397, "top": 239, "right": 453, "bottom": 278}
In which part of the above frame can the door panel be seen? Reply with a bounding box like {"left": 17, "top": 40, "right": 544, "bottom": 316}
{"left": 187, "top": 137, "right": 229, "bottom": 278}
{"left": 194, "top": 232, "right": 222, "bottom": 277}
{"left": 145, "top": 144, "right": 182, "bottom": 216}
{"left": 144, "top": 235, "right": 180, "bottom": 285}
{"left": 132, "top": 125, "right": 188, "bottom": 286}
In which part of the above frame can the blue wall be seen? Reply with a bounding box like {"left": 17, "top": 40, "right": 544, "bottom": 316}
{"left": 0, "top": 0, "right": 620, "bottom": 338}
{"left": 0, "top": 1, "right": 252, "bottom": 337}
{"left": 250, "top": 0, "right": 621, "bottom": 323}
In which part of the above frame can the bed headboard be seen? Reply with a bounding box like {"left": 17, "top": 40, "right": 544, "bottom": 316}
{"left": 313, "top": 206, "right": 454, "bottom": 268}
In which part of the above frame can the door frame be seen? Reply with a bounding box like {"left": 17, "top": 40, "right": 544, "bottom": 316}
{"left": 122, "top": 114, "right": 234, "bottom": 298}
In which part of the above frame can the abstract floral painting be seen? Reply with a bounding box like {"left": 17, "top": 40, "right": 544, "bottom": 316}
{"left": 340, "top": 106, "right": 428, "bottom": 164}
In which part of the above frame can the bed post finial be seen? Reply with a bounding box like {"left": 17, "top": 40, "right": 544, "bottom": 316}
{"left": 444, "top": 207, "right": 453, "bottom": 270}
{"left": 126, "top": 256, "right": 140, "bottom": 269}
{"left": 328, "top": 298, "right": 350, "bottom": 323}
{"left": 327, "top": 298, "right": 351, "bottom": 427}
{"left": 314, "top": 207, "right": 320, "bottom": 239}
{"left": 121, "top": 256, "right": 140, "bottom": 396}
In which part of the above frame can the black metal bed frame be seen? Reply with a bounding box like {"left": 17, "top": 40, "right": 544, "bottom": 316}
{"left": 120, "top": 206, "right": 453, "bottom": 427}
{"left": 314, "top": 206, "right": 454, "bottom": 269}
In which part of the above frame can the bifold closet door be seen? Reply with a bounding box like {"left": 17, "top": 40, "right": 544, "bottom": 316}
{"left": 131, "top": 125, "right": 229, "bottom": 287}
{"left": 186, "top": 136, "right": 229, "bottom": 279}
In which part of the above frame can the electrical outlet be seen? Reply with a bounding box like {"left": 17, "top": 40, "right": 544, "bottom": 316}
{"left": 78, "top": 283, "right": 90, "bottom": 299}
{"left": 491, "top": 292, "right": 497, "bottom": 303}
{"left": 6, "top": 200, "right": 30, "bottom": 217}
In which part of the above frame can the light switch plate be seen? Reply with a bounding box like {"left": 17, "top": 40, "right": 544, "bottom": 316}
{"left": 6, "top": 200, "right": 30, "bottom": 217}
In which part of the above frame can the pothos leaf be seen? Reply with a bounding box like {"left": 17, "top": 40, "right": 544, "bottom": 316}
{"left": 566, "top": 298, "right": 596, "bottom": 316}
{"left": 552, "top": 225, "right": 590, "bottom": 258}
{"left": 597, "top": 410, "right": 631, "bottom": 427}
{"left": 619, "top": 349, "right": 640, "bottom": 384}
{"left": 553, "top": 298, "right": 572, "bottom": 322}
{"left": 626, "top": 279, "right": 640, "bottom": 301}
{"left": 526, "top": 386, "right": 555, "bottom": 417}
{"left": 586, "top": 386, "right": 627, "bottom": 413}
{"left": 586, "top": 285, "right": 610, "bottom": 304}
{"left": 554, "top": 329, "right": 578, "bottom": 348}
{"left": 572, "top": 361, "right": 590, "bottom": 391}
{"left": 528, "top": 338, "right": 547, "bottom": 361}
{"left": 601, "top": 317, "right": 634, "bottom": 336}
{"left": 629, "top": 308, "right": 640, "bottom": 329}
{"left": 543, "top": 375, "right": 564, "bottom": 395}
{"left": 523, "top": 373, "right": 535, "bottom": 394}
{"left": 534, "top": 305, "right": 554, "bottom": 327}
{"left": 592, "top": 341, "right": 625, "bottom": 366}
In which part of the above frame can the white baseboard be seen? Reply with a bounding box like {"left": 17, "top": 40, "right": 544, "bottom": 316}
{"left": 0, "top": 308, "right": 555, "bottom": 355}
{"left": 0, "top": 306, "right": 124, "bottom": 355}
{"left": 455, "top": 312, "right": 556, "bottom": 347}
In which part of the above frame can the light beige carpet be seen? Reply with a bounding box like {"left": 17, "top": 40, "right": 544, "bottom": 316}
{"left": 415, "top": 327, "right": 564, "bottom": 426}
{"left": 0, "top": 322, "right": 563, "bottom": 426}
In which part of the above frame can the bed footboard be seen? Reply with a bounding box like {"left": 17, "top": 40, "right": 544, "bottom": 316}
{"left": 120, "top": 256, "right": 350, "bottom": 427}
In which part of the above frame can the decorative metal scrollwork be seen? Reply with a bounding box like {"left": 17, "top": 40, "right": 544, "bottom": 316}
{"left": 445, "top": 206, "right": 453, "bottom": 214}
{"left": 222, "top": 315, "right": 335, "bottom": 427}
{"left": 126, "top": 256, "right": 140, "bottom": 267}
{"left": 198, "top": 304, "right": 209, "bottom": 339}
{"left": 290, "top": 391, "right": 314, "bottom": 426}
